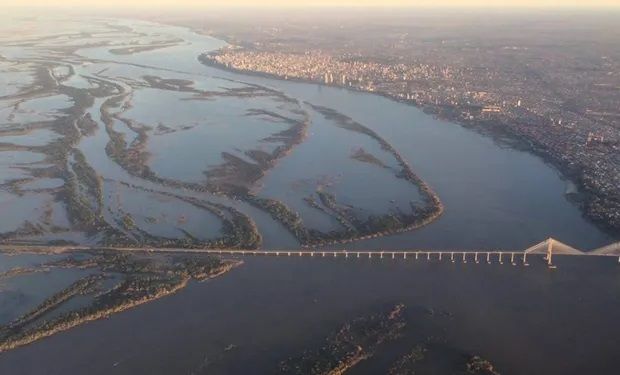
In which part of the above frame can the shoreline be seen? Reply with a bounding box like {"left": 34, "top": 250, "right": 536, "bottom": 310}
{"left": 199, "top": 54, "right": 618, "bottom": 239}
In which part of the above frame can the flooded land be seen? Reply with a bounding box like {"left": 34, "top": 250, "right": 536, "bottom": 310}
{"left": 1, "top": 254, "right": 620, "bottom": 375}
{"left": 0, "top": 250, "right": 239, "bottom": 353}
{"left": 0, "top": 14, "right": 613, "bottom": 251}
{"left": 0, "top": 12, "right": 618, "bottom": 375}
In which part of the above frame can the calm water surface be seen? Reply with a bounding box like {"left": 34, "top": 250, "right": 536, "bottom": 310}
{"left": 0, "top": 17, "right": 618, "bottom": 375}
{"left": 0, "top": 256, "right": 619, "bottom": 375}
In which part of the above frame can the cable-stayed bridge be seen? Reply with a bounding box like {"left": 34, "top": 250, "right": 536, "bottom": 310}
{"left": 1, "top": 238, "right": 619, "bottom": 268}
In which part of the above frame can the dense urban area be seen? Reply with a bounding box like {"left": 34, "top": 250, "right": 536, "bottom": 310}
{"left": 181, "top": 9, "right": 620, "bottom": 234}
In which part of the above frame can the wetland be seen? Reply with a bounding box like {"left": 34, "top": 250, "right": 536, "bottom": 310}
{"left": 0, "top": 11, "right": 618, "bottom": 375}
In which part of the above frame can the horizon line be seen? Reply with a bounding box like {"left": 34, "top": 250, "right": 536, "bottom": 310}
{"left": 2, "top": 4, "right": 620, "bottom": 9}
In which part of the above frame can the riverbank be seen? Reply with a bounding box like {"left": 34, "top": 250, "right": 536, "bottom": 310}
{"left": 199, "top": 54, "right": 619, "bottom": 239}
{"left": 3, "top": 254, "right": 615, "bottom": 375}
{"left": 0, "top": 252, "right": 242, "bottom": 353}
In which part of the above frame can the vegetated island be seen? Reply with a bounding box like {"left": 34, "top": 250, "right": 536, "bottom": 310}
{"left": 98, "top": 68, "right": 443, "bottom": 247}
{"left": 0, "top": 62, "right": 264, "bottom": 249}
{"left": 199, "top": 33, "right": 620, "bottom": 237}
{"left": 0, "top": 251, "right": 241, "bottom": 352}
{"left": 278, "top": 304, "right": 407, "bottom": 374}
{"left": 244, "top": 104, "right": 444, "bottom": 247}
{"left": 277, "top": 303, "right": 503, "bottom": 375}
{"left": 0, "top": 31, "right": 444, "bottom": 249}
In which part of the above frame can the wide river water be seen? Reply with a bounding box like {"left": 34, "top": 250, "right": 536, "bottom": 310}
{"left": 0, "top": 16, "right": 613, "bottom": 250}
{"left": 0, "top": 15, "right": 618, "bottom": 375}
{"left": 84, "top": 19, "right": 615, "bottom": 251}
{"left": 102, "top": 20, "right": 612, "bottom": 251}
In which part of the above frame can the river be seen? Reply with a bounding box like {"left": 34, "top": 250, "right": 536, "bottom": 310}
{"left": 0, "top": 15, "right": 618, "bottom": 375}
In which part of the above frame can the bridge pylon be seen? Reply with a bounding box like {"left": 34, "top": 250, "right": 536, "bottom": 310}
{"left": 546, "top": 238, "right": 555, "bottom": 268}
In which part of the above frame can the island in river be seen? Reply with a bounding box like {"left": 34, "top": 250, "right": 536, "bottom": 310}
{"left": 0, "top": 249, "right": 240, "bottom": 353}
{"left": 188, "top": 8, "right": 620, "bottom": 236}
{"left": 0, "top": 9, "right": 619, "bottom": 375}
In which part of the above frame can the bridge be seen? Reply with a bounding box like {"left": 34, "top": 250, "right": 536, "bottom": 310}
{"left": 1, "top": 238, "right": 619, "bottom": 268}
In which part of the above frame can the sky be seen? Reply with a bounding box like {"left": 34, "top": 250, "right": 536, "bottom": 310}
{"left": 2, "top": 0, "right": 619, "bottom": 8}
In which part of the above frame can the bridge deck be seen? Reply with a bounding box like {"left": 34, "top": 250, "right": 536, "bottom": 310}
{"left": 1, "top": 244, "right": 618, "bottom": 266}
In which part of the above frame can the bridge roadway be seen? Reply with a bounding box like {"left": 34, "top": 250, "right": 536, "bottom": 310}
{"left": 2, "top": 243, "right": 619, "bottom": 266}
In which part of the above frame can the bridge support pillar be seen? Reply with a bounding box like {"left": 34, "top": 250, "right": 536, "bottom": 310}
{"left": 475, "top": 252, "right": 479, "bottom": 263}
{"left": 546, "top": 238, "right": 554, "bottom": 267}
{"left": 511, "top": 253, "right": 515, "bottom": 265}
{"left": 276, "top": 252, "right": 280, "bottom": 256}
{"left": 523, "top": 253, "right": 529, "bottom": 266}
{"left": 451, "top": 252, "right": 454, "bottom": 263}
{"left": 345, "top": 252, "right": 349, "bottom": 258}
{"left": 486, "top": 252, "right": 491, "bottom": 264}
{"left": 499, "top": 252, "right": 503, "bottom": 264}
{"left": 322, "top": 252, "right": 326, "bottom": 257}
{"left": 357, "top": 252, "right": 360, "bottom": 258}
{"left": 427, "top": 252, "right": 430, "bottom": 260}
{"left": 299, "top": 252, "right": 303, "bottom": 257}
{"left": 392, "top": 252, "right": 395, "bottom": 259}
{"left": 288, "top": 252, "right": 291, "bottom": 257}
{"left": 311, "top": 252, "right": 314, "bottom": 257}
{"left": 369, "top": 252, "right": 372, "bottom": 259}
{"left": 416, "top": 252, "right": 419, "bottom": 260}
{"left": 439, "top": 252, "right": 443, "bottom": 261}
{"left": 404, "top": 253, "right": 407, "bottom": 260}
{"left": 380, "top": 252, "right": 384, "bottom": 259}
{"left": 463, "top": 252, "right": 467, "bottom": 263}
